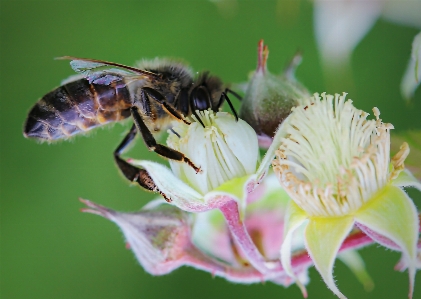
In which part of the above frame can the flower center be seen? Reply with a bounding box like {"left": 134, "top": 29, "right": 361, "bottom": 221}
{"left": 273, "top": 93, "right": 399, "bottom": 217}
{"left": 167, "top": 109, "right": 259, "bottom": 195}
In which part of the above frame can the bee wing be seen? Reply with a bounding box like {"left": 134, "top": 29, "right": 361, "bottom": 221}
{"left": 57, "top": 56, "right": 160, "bottom": 86}
{"left": 60, "top": 73, "right": 85, "bottom": 85}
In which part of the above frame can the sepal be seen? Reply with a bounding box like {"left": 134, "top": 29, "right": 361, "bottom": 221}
{"left": 354, "top": 185, "right": 419, "bottom": 299}
{"left": 305, "top": 216, "right": 354, "bottom": 299}
{"left": 80, "top": 198, "right": 191, "bottom": 275}
{"left": 393, "top": 169, "right": 421, "bottom": 192}
{"left": 338, "top": 250, "right": 374, "bottom": 292}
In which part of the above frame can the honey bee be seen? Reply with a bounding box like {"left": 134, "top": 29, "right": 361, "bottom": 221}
{"left": 24, "top": 57, "right": 240, "bottom": 199}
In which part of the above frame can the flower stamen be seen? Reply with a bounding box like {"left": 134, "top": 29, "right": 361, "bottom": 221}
{"left": 272, "top": 93, "right": 402, "bottom": 217}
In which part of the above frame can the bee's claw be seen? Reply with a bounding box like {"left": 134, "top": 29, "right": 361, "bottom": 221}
{"left": 159, "top": 191, "right": 172, "bottom": 203}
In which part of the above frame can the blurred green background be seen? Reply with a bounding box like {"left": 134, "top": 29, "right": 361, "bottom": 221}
{"left": 1, "top": 1, "right": 421, "bottom": 298}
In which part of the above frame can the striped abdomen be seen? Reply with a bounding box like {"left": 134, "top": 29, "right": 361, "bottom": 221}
{"left": 24, "top": 79, "right": 133, "bottom": 140}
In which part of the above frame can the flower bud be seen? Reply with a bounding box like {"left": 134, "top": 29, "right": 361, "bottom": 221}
{"left": 239, "top": 40, "right": 310, "bottom": 147}
{"left": 80, "top": 198, "right": 191, "bottom": 275}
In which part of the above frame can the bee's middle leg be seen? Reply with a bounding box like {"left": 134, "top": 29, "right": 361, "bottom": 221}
{"left": 113, "top": 124, "right": 140, "bottom": 182}
{"left": 113, "top": 124, "right": 171, "bottom": 202}
{"left": 130, "top": 106, "right": 201, "bottom": 173}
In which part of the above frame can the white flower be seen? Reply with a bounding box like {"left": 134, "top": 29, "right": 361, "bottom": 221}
{"left": 271, "top": 92, "right": 420, "bottom": 299}
{"left": 275, "top": 93, "right": 395, "bottom": 217}
{"left": 128, "top": 109, "right": 267, "bottom": 214}
{"left": 314, "top": 0, "right": 421, "bottom": 71}
{"left": 167, "top": 110, "right": 259, "bottom": 195}
{"left": 401, "top": 31, "right": 421, "bottom": 99}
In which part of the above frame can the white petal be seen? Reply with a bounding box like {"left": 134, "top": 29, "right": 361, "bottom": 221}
{"left": 382, "top": 2, "right": 421, "bottom": 28}
{"left": 167, "top": 110, "right": 260, "bottom": 194}
{"left": 314, "top": 0, "right": 382, "bottom": 67}
{"left": 401, "top": 32, "right": 421, "bottom": 99}
{"left": 215, "top": 113, "right": 259, "bottom": 174}
{"left": 181, "top": 123, "right": 210, "bottom": 194}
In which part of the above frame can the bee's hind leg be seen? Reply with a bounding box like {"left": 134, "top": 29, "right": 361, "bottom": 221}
{"left": 113, "top": 124, "right": 172, "bottom": 202}
{"left": 130, "top": 106, "right": 201, "bottom": 173}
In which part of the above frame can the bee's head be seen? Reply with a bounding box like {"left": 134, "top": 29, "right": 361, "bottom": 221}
{"left": 190, "top": 72, "right": 224, "bottom": 113}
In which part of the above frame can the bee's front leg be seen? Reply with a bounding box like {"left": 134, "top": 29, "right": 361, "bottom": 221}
{"left": 130, "top": 106, "right": 201, "bottom": 173}
{"left": 142, "top": 87, "right": 190, "bottom": 125}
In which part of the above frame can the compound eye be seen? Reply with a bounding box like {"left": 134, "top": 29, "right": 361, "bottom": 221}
{"left": 191, "top": 86, "right": 211, "bottom": 111}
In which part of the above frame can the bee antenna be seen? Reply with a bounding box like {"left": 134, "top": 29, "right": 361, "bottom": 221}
{"left": 221, "top": 90, "right": 239, "bottom": 121}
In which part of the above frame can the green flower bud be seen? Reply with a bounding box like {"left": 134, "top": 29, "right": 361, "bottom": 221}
{"left": 239, "top": 40, "right": 310, "bottom": 147}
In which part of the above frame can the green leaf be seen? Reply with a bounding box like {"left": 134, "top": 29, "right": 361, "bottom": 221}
{"left": 305, "top": 216, "right": 354, "bottom": 299}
